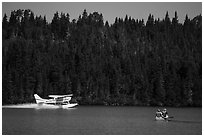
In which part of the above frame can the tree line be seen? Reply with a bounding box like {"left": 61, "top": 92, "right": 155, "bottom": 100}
{"left": 2, "top": 9, "right": 202, "bottom": 106}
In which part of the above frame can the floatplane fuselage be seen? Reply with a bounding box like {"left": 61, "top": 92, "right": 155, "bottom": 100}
{"left": 34, "top": 94, "right": 78, "bottom": 108}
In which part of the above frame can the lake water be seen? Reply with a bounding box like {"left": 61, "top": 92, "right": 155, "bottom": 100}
{"left": 2, "top": 104, "right": 202, "bottom": 135}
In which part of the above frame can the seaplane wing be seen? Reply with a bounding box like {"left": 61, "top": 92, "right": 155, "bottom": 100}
{"left": 48, "top": 94, "right": 73, "bottom": 98}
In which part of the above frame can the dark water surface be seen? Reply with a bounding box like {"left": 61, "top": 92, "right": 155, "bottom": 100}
{"left": 2, "top": 105, "right": 202, "bottom": 135}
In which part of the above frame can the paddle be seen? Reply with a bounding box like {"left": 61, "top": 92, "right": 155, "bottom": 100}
{"left": 168, "top": 116, "right": 174, "bottom": 118}
{"left": 163, "top": 116, "right": 174, "bottom": 121}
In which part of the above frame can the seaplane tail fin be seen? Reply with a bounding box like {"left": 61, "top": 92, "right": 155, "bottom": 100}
{"left": 34, "top": 94, "right": 45, "bottom": 104}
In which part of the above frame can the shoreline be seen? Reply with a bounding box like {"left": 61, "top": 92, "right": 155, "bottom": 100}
{"left": 2, "top": 102, "right": 202, "bottom": 108}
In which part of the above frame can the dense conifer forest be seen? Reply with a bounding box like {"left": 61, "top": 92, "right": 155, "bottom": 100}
{"left": 2, "top": 9, "right": 202, "bottom": 106}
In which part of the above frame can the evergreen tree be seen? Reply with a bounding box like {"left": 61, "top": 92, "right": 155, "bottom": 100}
{"left": 2, "top": 9, "right": 202, "bottom": 106}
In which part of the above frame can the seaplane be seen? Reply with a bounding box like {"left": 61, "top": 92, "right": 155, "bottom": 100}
{"left": 34, "top": 94, "right": 78, "bottom": 108}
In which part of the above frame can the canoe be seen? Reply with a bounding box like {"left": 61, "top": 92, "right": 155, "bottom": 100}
{"left": 155, "top": 117, "right": 166, "bottom": 121}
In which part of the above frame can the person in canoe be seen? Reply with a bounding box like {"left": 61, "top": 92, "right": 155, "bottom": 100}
{"left": 162, "top": 108, "right": 169, "bottom": 120}
{"left": 155, "top": 109, "right": 163, "bottom": 120}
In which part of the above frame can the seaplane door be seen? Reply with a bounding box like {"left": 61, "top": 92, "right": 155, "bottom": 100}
{"left": 55, "top": 97, "right": 64, "bottom": 104}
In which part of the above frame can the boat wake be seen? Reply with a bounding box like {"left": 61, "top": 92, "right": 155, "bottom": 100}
{"left": 168, "top": 119, "right": 201, "bottom": 124}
